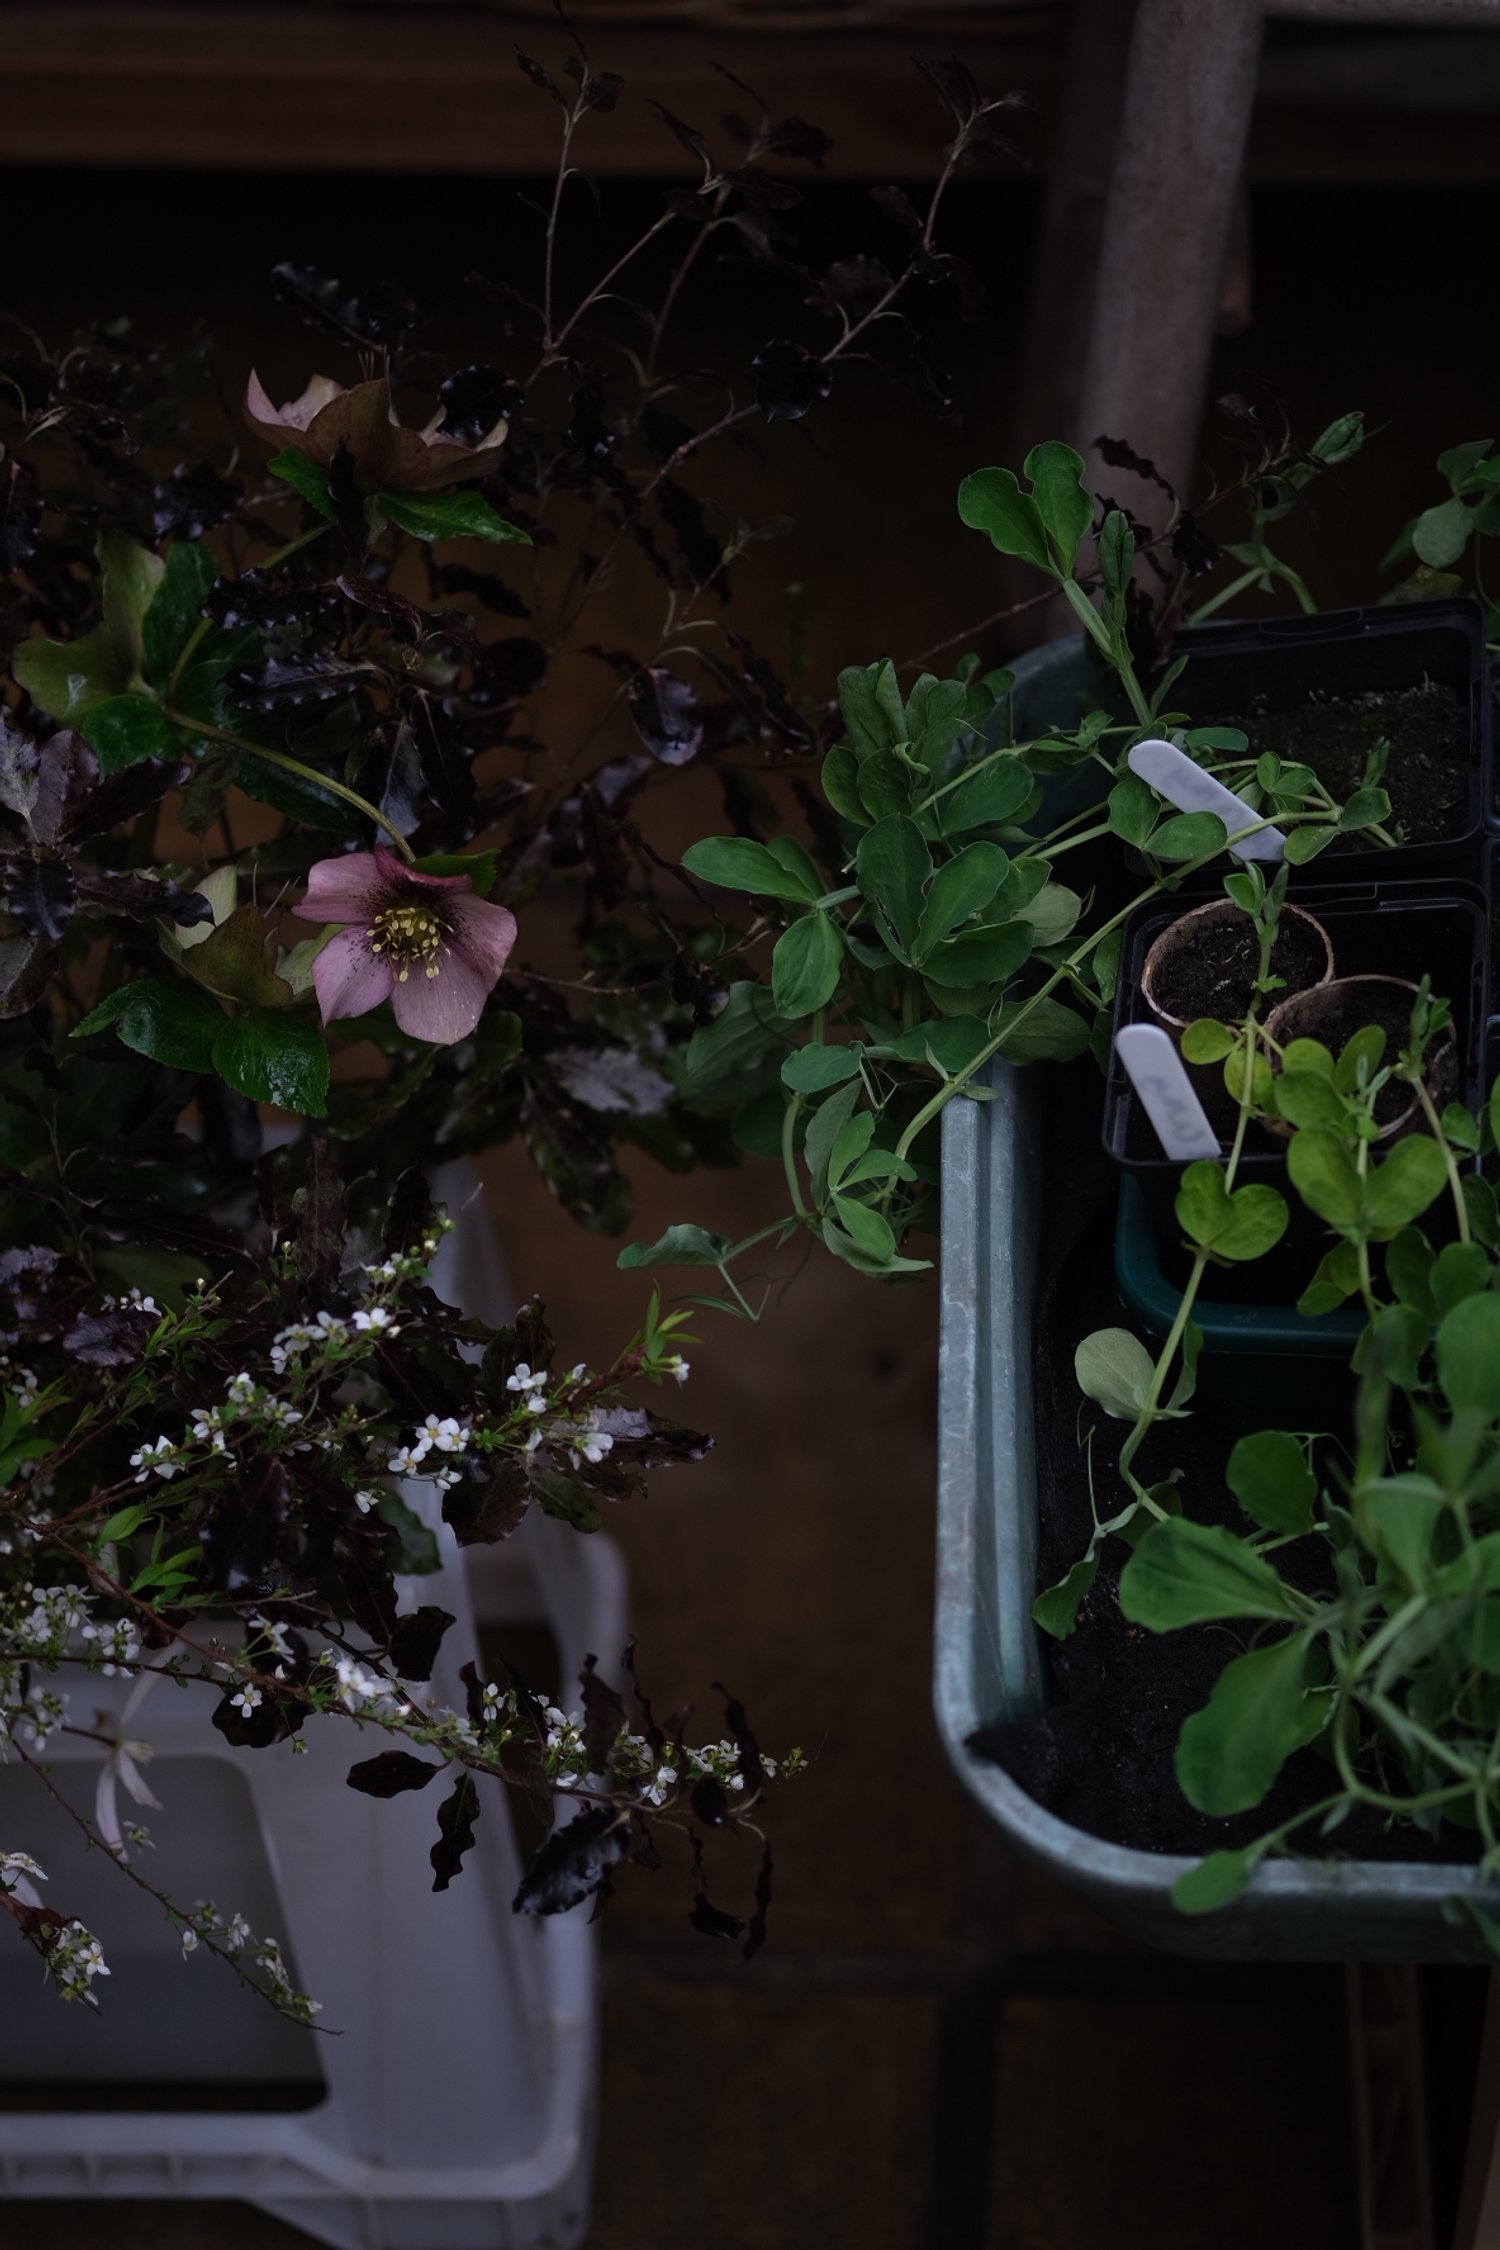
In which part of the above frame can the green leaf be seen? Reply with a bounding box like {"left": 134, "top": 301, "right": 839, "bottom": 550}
{"left": 1335, "top": 1021, "right": 1388, "bottom": 1094}
{"left": 1227, "top": 1430, "right": 1317, "bottom": 1536}
{"left": 617, "top": 1223, "right": 732, "bottom": 1270}
{"left": 1298, "top": 1242, "right": 1361, "bottom": 1318}
{"left": 939, "top": 755, "right": 1034, "bottom": 835}
{"left": 235, "top": 748, "right": 363, "bottom": 834}
{"left": 821, "top": 743, "right": 867, "bottom": 825}
{"left": 1287, "top": 1128, "right": 1363, "bottom": 1234}
{"left": 1107, "top": 773, "right": 1157, "bottom": 847}
{"left": 1385, "top": 1229, "right": 1435, "bottom": 1320}
{"left": 1097, "top": 506, "right": 1135, "bottom": 601}
{"left": 682, "top": 834, "right": 820, "bottom": 903}
{"left": 1337, "top": 786, "right": 1392, "bottom": 833}
{"left": 682, "top": 982, "right": 791, "bottom": 1112}
{"left": 1148, "top": 811, "right": 1229, "bottom": 862}
{"left": 990, "top": 995, "right": 1090, "bottom": 1063}
{"left": 1074, "top": 1327, "right": 1157, "bottom": 1421}
{"left": 1271, "top": 1068, "right": 1347, "bottom": 1130}
{"left": 771, "top": 913, "right": 843, "bottom": 1018}
{"left": 1032, "top": 1544, "right": 1102, "bottom": 1641}
{"left": 1175, "top": 1162, "right": 1288, "bottom": 1262}
{"left": 1431, "top": 1240, "right": 1491, "bottom": 1316}
{"left": 829, "top": 1194, "right": 895, "bottom": 1263}
{"left": 10, "top": 624, "right": 129, "bottom": 723}
{"left": 1283, "top": 824, "right": 1336, "bottom": 865}
{"left": 1119, "top": 1518, "right": 1306, "bottom": 1629}
{"left": 876, "top": 1016, "right": 990, "bottom": 1073}
{"left": 98, "top": 532, "right": 166, "bottom": 680}
{"left": 378, "top": 488, "right": 531, "bottom": 545}
{"left": 855, "top": 815, "right": 932, "bottom": 958}
{"left": 268, "top": 446, "right": 336, "bottom": 520}
{"left": 1365, "top": 1137, "right": 1447, "bottom": 1232}
{"left": 1016, "top": 881, "right": 1081, "bottom": 947}
{"left": 912, "top": 841, "right": 1008, "bottom": 961}
{"left": 956, "top": 466, "right": 1051, "bottom": 571}
{"left": 1176, "top": 1634, "right": 1321, "bottom": 1816}
{"left": 1357, "top": 1475, "right": 1444, "bottom": 1588}
{"left": 1172, "top": 1847, "right": 1257, "bottom": 1916}
{"left": 178, "top": 904, "right": 292, "bottom": 1008}
{"left": 837, "top": 659, "right": 905, "bottom": 758}
{"left": 73, "top": 976, "right": 224, "bottom": 1072}
{"left": 1437, "top": 1292, "right": 1500, "bottom": 1418}
{"left": 212, "top": 1010, "right": 329, "bottom": 1118}
{"left": 82, "top": 693, "right": 183, "bottom": 773}
{"left": 1412, "top": 493, "right": 1472, "bottom": 569}
{"left": 804, "top": 1081, "right": 863, "bottom": 1205}
{"left": 1180, "top": 1018, "right": 1235, "bottom": 1065}
{"left": 921, "top": 921, "right": 1033, "bottom": 991}
{"left": 1023, "top": 440, "right": 1093, "bottom": 574}
{"left": 1438, "top": 438, "right": 1495, "bottom": 492}
{"left": 855, "top": 748, "right": 915, "bottom": 823}
{"left": 142, "top": 541, "right": 218, "bottom": 690}
{"left": 781, "top": 1044, "right": 861, "bottom": 1092}
{"left": 412, "top": 849, "right": 498, "bottom": 898}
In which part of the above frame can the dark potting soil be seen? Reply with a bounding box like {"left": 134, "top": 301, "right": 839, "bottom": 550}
{"left": 969, "top": 1064, "right": 1481, "bottom": 1870}
{"left": 1273, "top": 980, "right": 1458, "bottom": 1132}
{"left": 1223, "top": 679, "right": 1468, "bottom": 849}
{"left": 1150, "top": 909, "right": 1328, "bottom": 1025}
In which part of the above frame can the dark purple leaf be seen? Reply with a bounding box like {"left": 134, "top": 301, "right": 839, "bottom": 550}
{"left": 656, "top": 480, "right": 727, "bottom": 598}
{"left": 61, "top": 1304, "right": 153, "bottom": 1369}
{"left": 1170, "top": 510, "right": 1222, "bottom": 576}
{"left": 628, "top": 668, "right": 703, "bottom": 765}
{"left": 550, "top": 1046, "right": 673, "bottom": 1117}
{"left": 579, "top": 1653, "right": 627, "bottom": 1773}
{"left": 649, "top": 102, "right": 714, "bottom": 170}
{"left": 0, "top": 1245, "right": 60, "bottom": 1332}
{"left": 356, "top": 718, "right": 426, "bottom": 839}
{"left": 385, "top": 1605, "right": 457, "bottom": 1683}
{"left": 1, "top": 456, "right": 40, "bottom": 575}
{"left": 271, "top": 262, "right": 419, "bottom": 347}
{"left": 431, "top": 1773, "right": 481, "bottom": 1892}
{"left": 0, "top": 932, "right": 54, "bottom": 1020}
{"left": 335, "top": 574, "right": 427, "bottom": 632}
{"left": 750, "top": 340, "right": 831, "bottom": 425}
{"left": 514, "top": 1805, "right": 629, "bottom": 1915}
{"left": 436, "top": 364, "right": 520, "bottom": 444}
{"left": 72, "top": 866, "right": 216, "bottom": 927}
{"left": 816, "top": 256, "right": 892, "bottom": 316}
{"left": 870, "top": 183, "right": 922, "bottom": 232}
{"left": 405, "top": 694, "right": 476, "bottom": 825}
{"left": 743, "top": 1839, "right": 773, "bottom": 1961}
{"left": 581, "top": 71, "right": 623, "bottom": 113}
{"left": 621, "top": 1637, "right": 665, "bottom": 1757}
{"left": 712, "top": 1681, "right": 765, "bottom": 1794}
{"left": 152, "top": 462, "right": 241, "bottom": 541}
{"left": 2, "top": 852, "right": 75, "bottom": 942}
{"left": 768, "top": 116, "right": 832, "bottom": 167}
{"left": 201, "top": 1455, "right": 293, "bottom": 1597}
{"left": 55, "top": 754, "right": 186, "bottom": 846}
{"left": 203, "top": 570, "right": 340, "bottom": 633}
{"left": 515, "top": 49, "right": 566, "bottom": 105}
{"left": 0, "top": 712, "right": 40, "bottom": 824}
{"left": 1095, "top": 433, "right": 1176, "bottom": 499}
{"left": 431, "top": 562, "right": 528, "bottom": 620}
{"left": 347, "top": 1749, "right": 442, "bottom": 1798}
{"left": 568, "top": 388, "right": 616, "bottom": 465}
{"left": 917, "top": 55, "right": 982, "bottom": 122}
{"left": 227, "top": 651, "right": 376, "bottom": 713}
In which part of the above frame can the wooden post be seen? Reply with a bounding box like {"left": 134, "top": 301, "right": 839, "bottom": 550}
{"left": 1072, "top": 0, "right": 1266, "bottom": 518}
{"left": 1346, "top": 1964, "right": 1434, "bottom": 2250}
{"left": 1453, "top": 1973, "right": 1500, "bottom": 2250}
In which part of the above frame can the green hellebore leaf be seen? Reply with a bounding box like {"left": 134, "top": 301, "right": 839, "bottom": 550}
{"left": 268, "top": 446, "right": 336, "bottom": 520}
{"left": 771, "top": 912, "right": 843, "bottom": 1019}
{"left": 956, "top": 466, "right": 1051, "bottom": 572}
{"left": 1119, "top": 1517, "right": 1307, "bottom": 1630}
{"left": 72, "top": 976, "right": 224, "bottom": 1073}
{"left": 412, "top": 850, "right": 499, "bottom": 898}
{"left": 142, "top": 540, "right": 218, "bottom": 691}
{"left": 212, "top": 1010, "right": 329, "bottom": 1118}
{"left": 81, "top": 693, "right": 183, "bottom": 773}
{"left": 1437, "top": 1291, "right": 1500, "bottom": 1419}
{"left": 1074, "top": 1327, "right": 1157, "bottom": 1421}
{"left": 11, "top": 624, "right": 129, "bottom": 723}
{"left": 617, "top": 1223, "right": 732, "bottom": 1270}
{"left": 1175, "top": 1162, "right": 1288, "bottom": 1262}
{"left": 681, "top": 835, "right": 821, "bottom": 904}
{"left": 177, "top": 903, "right": 294, "bottom": 1008}
{"left": 1022, "top": 439, "right": 1093, "bottom": 575}
{"left": 98, "top": 532, "right": 166, "bottom": 681}
{"left": 1176, "top": 1634, "right": 1323, "bottom": 1816}
{"left": 1226, "top": 1429, "right": 1317, "bottom": 1536}
{"left": 378, "top": 489, "right": 531, "bottom": 546}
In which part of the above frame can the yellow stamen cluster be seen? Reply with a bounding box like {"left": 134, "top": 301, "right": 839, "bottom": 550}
{"left": 369, "top": 900, "right": 446, "bottom": 983}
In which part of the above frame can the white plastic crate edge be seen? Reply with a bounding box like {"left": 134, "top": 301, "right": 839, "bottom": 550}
{"left": 0, "top": 1161, "right": 629, "bottom": 2250}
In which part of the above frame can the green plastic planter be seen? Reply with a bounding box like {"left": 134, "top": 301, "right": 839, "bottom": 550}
{"left": 932, "top": 637, "right": 1500, "bottom": 1961}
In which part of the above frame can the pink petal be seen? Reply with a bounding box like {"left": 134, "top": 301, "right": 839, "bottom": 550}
{"left": 245, "top": 370, "right": 344, "bottom": 443}
{"left": 389, "top": 947, "right": 493, "bottom": 1044}
{"left": 312, "top": 929, "right": 394, "bottom": 1024}
{"left": 448, "top": 892, "right": 518, "bottom": 981}
{"left": 295, "top": 852, "right": 388, "bottom": 925}
{"left": 375, "top": 846, "right": 471, "bottom": 900}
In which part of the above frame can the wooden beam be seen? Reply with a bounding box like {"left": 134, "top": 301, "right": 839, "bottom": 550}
{"left": 0, "top": 7, "right": 1057, "bottom": 178}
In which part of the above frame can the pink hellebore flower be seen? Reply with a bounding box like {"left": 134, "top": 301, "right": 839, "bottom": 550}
{"left": 244, "top": 372, "right": 509, "bottom": 492}
{"left": 295, "top": 848, "right": 517, "bottom": 1045}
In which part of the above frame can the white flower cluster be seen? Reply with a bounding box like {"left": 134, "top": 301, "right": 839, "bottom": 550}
{"left": 181, "top": 1898, "right": 321, "bottom": 2023}
{"left": 2, "top": 1858, "right": 111, "bottom": 2006}
{"left": 387, "top": 1413, "right": 472, "bottom": 1488}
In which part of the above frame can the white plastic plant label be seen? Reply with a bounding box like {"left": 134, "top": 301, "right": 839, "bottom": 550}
{"left": 1115, "top": 1023, "right": 1222, "bottom": 1160}
{"left": 1128, "top": 737, "right": 1286, "bottom": 864}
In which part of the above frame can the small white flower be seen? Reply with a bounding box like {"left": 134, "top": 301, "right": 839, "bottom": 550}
{"left": 506, "top": 1363, "right": 548, "bottom": 1396}
{"left": 229, "top": 1685, "right": 263, "bottom": 1716}
{"left": 668, "top": 1357, "right": 690, "bottom": 1384}
{"left": 225, "top": 1372, "right": 257, "bottom": 1405}
{"left": 128, "top": 1436, "right": 178, "bottom": 1484}
{"left": 352, "top": 1306, "right": 395, "bottom": 1333}
{"left": 181, "top": 1926, "right": 199, "bottom": 1956}
{"left": 353, "top": 1489, "right": 378, "bottom": 1515}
